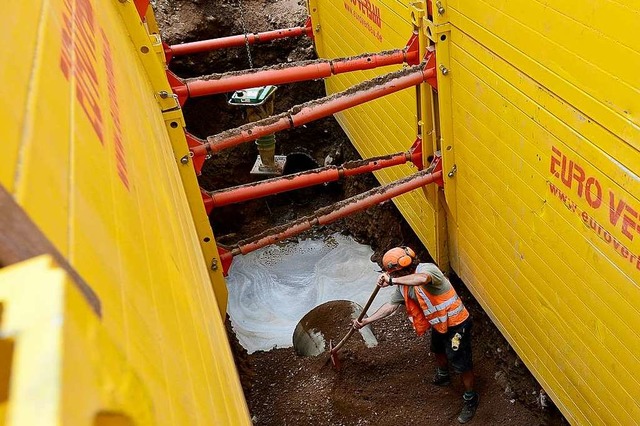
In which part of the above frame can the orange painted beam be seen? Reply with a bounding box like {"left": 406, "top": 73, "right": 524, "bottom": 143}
{"left": 190, "top": 63, "right": 436, "bottom": 158}
{"left": 219, "top": 160, "right": 442, "bottom": 265}
{"left": 182, "top": 49, "right": 418, "bottom": 97}
{"left": 168, "top": 24, "right": 313, "bottom": 58}
{"left": 203, "top": 150, "right": 421, "bottom": 210}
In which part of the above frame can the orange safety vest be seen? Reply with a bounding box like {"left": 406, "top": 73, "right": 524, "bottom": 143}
{"left": 402, "top": 285, "right": 469, "bottom": 336}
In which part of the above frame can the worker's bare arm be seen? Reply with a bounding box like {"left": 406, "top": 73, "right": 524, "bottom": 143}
{"left": 394, "top": 273, "right": 430, "bottom": 286}
{"left": 352, "top": 302, "right": 399, "bottom": 329}
{"left": 378, "top": 272, "right": 431, "bottom": 287}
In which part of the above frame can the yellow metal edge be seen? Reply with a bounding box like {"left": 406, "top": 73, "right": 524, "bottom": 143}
{"left": 307, "top": 0, "right": 322, "bottom": 56}
{"left": 163, "top": 109, "right": 229, "bottom": 315}
{"left": 144, "top": 4, "right": 161, "bottom": 35}
{"left": 0, "top": 255, "right": 155, "bottom": 425}
{"left": 424, "top": 14, "right": 457, "bottom": 269}
{"left": 113, "top": 0, "right": 176, "bottom": 112}
{"left": 412, "top": 1, "right": 450, "bottom": 269}
{"left": 115, "top": 1, "right": 229, "bottom": 316}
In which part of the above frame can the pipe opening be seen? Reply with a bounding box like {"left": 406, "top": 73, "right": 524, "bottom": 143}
{"left": 283, "top": 152, "right": 319, "bottom": 175}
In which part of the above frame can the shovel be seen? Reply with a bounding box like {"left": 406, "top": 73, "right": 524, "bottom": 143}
{"left": 328, "top": 284, "right": 381, "bottom": 369}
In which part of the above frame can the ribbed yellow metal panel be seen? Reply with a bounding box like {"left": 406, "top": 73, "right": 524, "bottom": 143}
{"left": 313, "top": 0, "right": 640, "bottom": 423}
{"left": 311, "top": 0, "right": 442, "bottom": 261}
{"left": 443, "top": 0, "right": 640, "bottom": 424}
{"left": 0, "top": 1, "right": 250, "bottom": 424}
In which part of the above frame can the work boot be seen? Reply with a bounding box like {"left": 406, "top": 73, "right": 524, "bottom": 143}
{"left": 457, "top": 392, "right": 479, "bottom": 424}
{"left": 432, "top": 368, "right": 451, "bottom": 386}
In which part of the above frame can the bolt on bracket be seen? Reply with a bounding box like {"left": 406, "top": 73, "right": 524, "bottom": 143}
{"left": 156, "top": 90, "right": 181, "bottom": 112}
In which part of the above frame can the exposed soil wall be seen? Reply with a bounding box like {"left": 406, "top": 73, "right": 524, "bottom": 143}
{"left": 155, "top": 1, "right": 567, "bottom": 424}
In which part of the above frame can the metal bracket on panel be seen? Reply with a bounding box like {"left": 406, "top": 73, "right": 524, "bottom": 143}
{"left": 447, "top": 163, "right": 457, "bottom": 178}
{"left": 428, "top": 152, "right": 444, "bottom": 187}
{"left": 149, "top": 32, "right": 167, "bottom": 65}
{"left": 303, "top": 16, "right": 315, "bottom": 40}
{"left": 202, "top": 188, "right": 214, "bottom": 215}
{"left": 405, "top": 33, "right": 420, "bottom": 66}
{"left": 217, "top": 246, "right": 234, "bottom": 276}
{"left": 162, "top": 109, "right": 186, "bottom": 131}
{"left": 148, "top": 32, "right": 162, "bottom": 50}
{"left": 410, "top": 1, "right": 426, "bottom": 28}
{"left": 307, "top": 0, "right": 321, "bottom": 38}
{"left": 166, "top": 70, "right": 189, "bottom": 106}
{"left": 424, "top": 19, "right": 451, "bottom": 44}
{"left": 428, "top": 0, "right": 448, "bottom": 24}
{"left": 133, "top": 0, "right": 150, "bottom": 19}
{"left": 184, "top": 133, "right": 207, "bottom": 174}
{"left": 163, "top": 42, "right": 174, "bottom": 63}
{"left": 424, "top": 48, "right": 438, "bottom": 90}
{"left": 156, "top": 90, "right": 181, "bottom": 112}
{"left": 162, "top": 109, "right": 196, "bottom": 171}
{"left": 409, "top": 137, "right": 424, "bottom": 170}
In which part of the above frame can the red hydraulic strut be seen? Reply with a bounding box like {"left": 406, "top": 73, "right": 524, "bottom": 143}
{"left": 165, "top": 17, "right": 313, "bottom": 62}
{"left": 202, "top": 149, "right": 423, "bottom": 212}
{"left": 218, "top": 156, "right": 443, "bottom": 272}
{"left": 170, "top": 49, "right": 420, "bottom": 104}
{"left": 168, "top": 30, "right": 419, "bottom": 105}
{"left": 189, "top": 61, "right": 436, "bottom": 161}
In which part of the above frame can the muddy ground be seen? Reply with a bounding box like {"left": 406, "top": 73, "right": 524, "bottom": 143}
{"left": 154, "top": 0, "right": 567, "bottom": 424}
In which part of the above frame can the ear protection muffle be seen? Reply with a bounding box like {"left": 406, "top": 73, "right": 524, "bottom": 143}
{"left": 386, "top": 246, "right": 416, "bottom": 270}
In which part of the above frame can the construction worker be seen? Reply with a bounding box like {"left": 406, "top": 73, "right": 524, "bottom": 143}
{"left": 352, "top": 246, "right": 479, "bottom": 423}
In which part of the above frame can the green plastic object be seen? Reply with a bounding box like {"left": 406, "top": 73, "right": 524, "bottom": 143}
{"left": 228, "top": 85, "right": 277, "bottom": 106}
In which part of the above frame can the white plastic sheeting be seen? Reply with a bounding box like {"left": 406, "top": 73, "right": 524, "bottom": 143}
{"left": 226, "top": 233, "right": 396, "bottom": 353}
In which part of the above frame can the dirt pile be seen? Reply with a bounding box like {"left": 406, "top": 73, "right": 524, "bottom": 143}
{"left": 154, "top": 1, "right": 567, "bottom": 424}
{"left": 250, "top": 305, "right": 541, "bottom": 426}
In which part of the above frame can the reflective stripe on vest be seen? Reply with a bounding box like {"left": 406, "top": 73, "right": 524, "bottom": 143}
{"left": 427, "top": 303, "right": 466, "bottom": 325}
{"left": 415, "top": 287, "right": 459, "bottom": 314}
{"left": 403, "top": 284, "right": 469, "bottom": 334}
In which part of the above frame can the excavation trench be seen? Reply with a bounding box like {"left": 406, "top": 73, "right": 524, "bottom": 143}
{"left": 155, "top": 1, "right": 566, "bottom": 425}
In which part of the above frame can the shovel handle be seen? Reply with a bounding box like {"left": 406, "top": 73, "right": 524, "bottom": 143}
{"left": 358, "top": 284, "right": 381, "bottom": 321}
{"left": 331, "top": 285, "right": 381, "bottom": 354}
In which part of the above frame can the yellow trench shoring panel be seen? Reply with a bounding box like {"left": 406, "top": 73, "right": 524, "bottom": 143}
{"left": 0, "top": 1, "right": 250, "bottom": 424}
{"left": 312, "top": 0, "right": 640, "bottom": 424}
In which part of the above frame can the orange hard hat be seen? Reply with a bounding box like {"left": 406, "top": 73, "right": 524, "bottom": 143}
{"left": 382, "top": 246, "right": 416, "bottom": 272}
